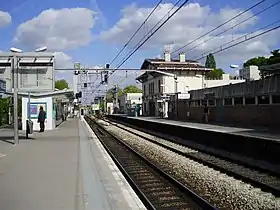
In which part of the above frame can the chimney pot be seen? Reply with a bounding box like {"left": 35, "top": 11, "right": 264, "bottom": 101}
{"left": 164, "top": 50, "right": 171, "bottom": 62}
{"left": 179, "top": 52, "right": 185, "bottom": 62}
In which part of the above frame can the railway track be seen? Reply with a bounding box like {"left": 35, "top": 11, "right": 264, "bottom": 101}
{"left": 102, "top": 117, "right": 280, "bottom": 197}
{"left": 85, "top": 116, "right": 217, "bottom": 210}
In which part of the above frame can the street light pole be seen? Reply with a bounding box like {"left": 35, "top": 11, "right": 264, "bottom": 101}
{"left": 13, "top": 56, "right": 19, "bottom": 144}
{"left": 10, "top": 46, "right": 48, "bottom": 144}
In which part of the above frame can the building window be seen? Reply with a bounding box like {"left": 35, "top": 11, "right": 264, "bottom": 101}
{"left": 143, "top": 84, "right": 146, "bottom": 96}
{"left": 158, "top": 79, "right": 161, "bottom": 93}
{"left": 258, "top": 96, "right": 269, "bottom": 105}
{"left": 272, "top": 95, "right": 280, "bottom": 104}
{"left": 245, "top": 97, "right": 255, "bottom": 105}
{"left": 195, "top": 100, "right": 201, "bottom": 106}
{"left": 224, "top": 98, "right": 232, "bottom": 106}
{"left": 148, "top": 82, "right": 155, "bottom": 94}
{"left": 234, "top": 97, "right": 243, "bottom": 105}
{"left": 208, "top": 99, "right": 215, "bottom": 106}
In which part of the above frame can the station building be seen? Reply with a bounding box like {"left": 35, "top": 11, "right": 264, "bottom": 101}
{"left": 136, "top": 51, "right": 245, "bottom": 117}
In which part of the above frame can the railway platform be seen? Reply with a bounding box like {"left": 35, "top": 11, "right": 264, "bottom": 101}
{"left": 0, "top": 118, "right": 146, "bottom": 210}
{"left": 108, "top": 114, "right": 280, "bottom": 167}
{"left": 112, "top": 115, "right": 280, "bottom": 141}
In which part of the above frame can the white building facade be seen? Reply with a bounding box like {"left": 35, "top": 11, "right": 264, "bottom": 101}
{"left": 119, "top": 93, "right": 142, "bottom": 114}
{"left": 239, "top": 65, "right": 260, "bottom": 81}
{"left": 137, "top": 51, "right": 245, "bottom": 117}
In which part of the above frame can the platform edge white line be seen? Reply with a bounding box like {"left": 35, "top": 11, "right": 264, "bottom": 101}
{"left": 82, "top": 117, "right": 147, "bottom": 210}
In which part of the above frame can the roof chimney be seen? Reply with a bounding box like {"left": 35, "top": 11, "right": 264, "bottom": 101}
{"left": 164, "top": 50, "right": 171, "bottom": 62}
{"left": 179, "top": 52, "right": 185, "bottom": 62}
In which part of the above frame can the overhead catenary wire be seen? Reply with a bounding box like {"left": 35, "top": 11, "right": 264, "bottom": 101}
{"left": 109, "top": 0, "right": 163, "bottom": 65}
{"left": 184, "top": 0, "right": 280, "bottom": 54}
{"left": 171, "top": 0, "right": 267, "bottom": 55}
{"left": 200, "top": 18, "right": 280, "bottom": 57}
{"left": 114, "top": 0, "right": 190, "bottom": 72}
{"left": 93, "top": 0, "right": 189, "bottom": 94}
{"left": 194, "top": 21, "right": 280, "bottom": 61}
{"left": 114, "top": 0, "right": 183, "bottom": 69}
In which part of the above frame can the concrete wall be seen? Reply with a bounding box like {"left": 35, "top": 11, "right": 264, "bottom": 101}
{"left": 190, "top": 75, "right": 280, "bottom": 100}
{"left": 169, "top": 76, "right": 280, "bottom": 127}
{"left": 170, "top": 102, "right": 280, "bottom": 128}
{"left": 205, "top": 74, "right": 245, "bottom": 88}
{"left": 22, "top": 96, "right": 54, "bottom": 131}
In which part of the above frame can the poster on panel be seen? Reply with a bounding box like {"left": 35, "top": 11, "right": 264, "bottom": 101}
{"left": 29, "top": 102, "right": 47, "bottom": 119}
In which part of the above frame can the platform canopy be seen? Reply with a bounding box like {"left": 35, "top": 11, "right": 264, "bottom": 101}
{"left": 4, "top": 89, "right": 74, "bottom": 100}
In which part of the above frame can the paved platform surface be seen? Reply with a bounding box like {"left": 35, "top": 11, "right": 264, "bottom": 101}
{"left": 0, "top": 118, "right": 146, "bottom": 210}
{"left": 121, "top": 115, "right": 280, "bottom": 140}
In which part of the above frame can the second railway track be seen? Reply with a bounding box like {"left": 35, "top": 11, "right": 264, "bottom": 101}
{"left": 102, "top": 117, "right": 280, "bottom": 197}
{"left": 85, "top": 116, "right": 216, "bottom": 210}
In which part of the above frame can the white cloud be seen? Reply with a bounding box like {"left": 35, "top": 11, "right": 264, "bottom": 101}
{"left": 0, "top": 11, "right": 12, "bottom": 27}
{"left": 54, "top": 52, "right": 73, "bottom": 69}
{"left": 54, "top": 52, "right": 74, "bottom": 88}
{"left": 99, "top": 3, "right": 279, "bottom": 69}
{"left": 14, "top": 8, "right": 96, "bottom": 51}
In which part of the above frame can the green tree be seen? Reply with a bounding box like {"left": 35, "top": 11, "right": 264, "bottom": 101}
{"left": 0, "top": 97, "right": 10, "bottom": 126}
{"left": 267, "top": 49, "right": 280, "bottom": 65}
{"left": 55, "top": 79, "right": 69, "bottom": 90}
{"left": 122, "top": 85, "right": 142, "bottom": 95}
{"left": 243, "top": 49, "right": 280, "bottom": 78}
{"left": 205, "top": 53, "right": 216, "bottom": 69}
{"left": 243, "top": 56, "right": 268, "bottom": 68}
{"left": 106, "top": 86, "right": 123, "bottom": 102}
{"left": 205, "top": 68, "right": 225, "bottom": 80}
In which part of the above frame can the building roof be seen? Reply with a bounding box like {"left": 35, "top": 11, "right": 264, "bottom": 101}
{"left": 136, "top": 70, "right": 175, "bottom": 83}
{"left": 141, "top": 58, "right": 212, "bottom": 71}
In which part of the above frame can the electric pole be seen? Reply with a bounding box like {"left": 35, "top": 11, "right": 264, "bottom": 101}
{"left": 13, "top": 56, "right": 19, "bottom": 144}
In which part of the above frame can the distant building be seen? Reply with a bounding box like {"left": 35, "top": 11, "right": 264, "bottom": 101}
{"left": 0, "top": 77, "right": 6, "bottom": 98}
{"left": 239, "top": 65, "right": 260, "bottom": 81}
{"left": 136, "top": 51, "right": 244, "bottom": 117}
{"left": 119, "top": 93, "right": 142, "bottom": 114}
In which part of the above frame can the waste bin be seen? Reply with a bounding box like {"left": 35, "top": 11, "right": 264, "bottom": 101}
{"left": 26, "top": 120, "right": 34, "bottom": 139}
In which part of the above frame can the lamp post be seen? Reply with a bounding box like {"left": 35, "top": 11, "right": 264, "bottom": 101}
{"left": 10, "top": 46, "right": 48, "bottom": 144}
{"left": 160, "top": 84, "right": 169, "bottom": 118}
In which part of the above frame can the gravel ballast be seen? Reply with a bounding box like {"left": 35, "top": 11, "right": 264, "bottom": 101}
{"left": 113, "top": 121, "right": 280, "bottom": 191}
{"left": 94, "top": 119, "right": 280, "bottom": 210}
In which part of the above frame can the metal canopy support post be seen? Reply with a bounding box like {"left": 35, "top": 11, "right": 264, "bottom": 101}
{"left": 174, "top": 74, "right": 178, "bottom": 119}
{"left": 104, "top": 85, "right": 107, "bottom": 114}
{"left": 28, "top": 92, "right": 31, "bottom": 120}
{"left": 13, "top": 56, "right": 19, "bottom": 144}
{"left": 26, "top": 92, "right": 31, "bottom": 139}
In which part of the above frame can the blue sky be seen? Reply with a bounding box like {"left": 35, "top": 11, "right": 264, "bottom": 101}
{"left": 0, "top": 0, "right": 279, "bottom": 92}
